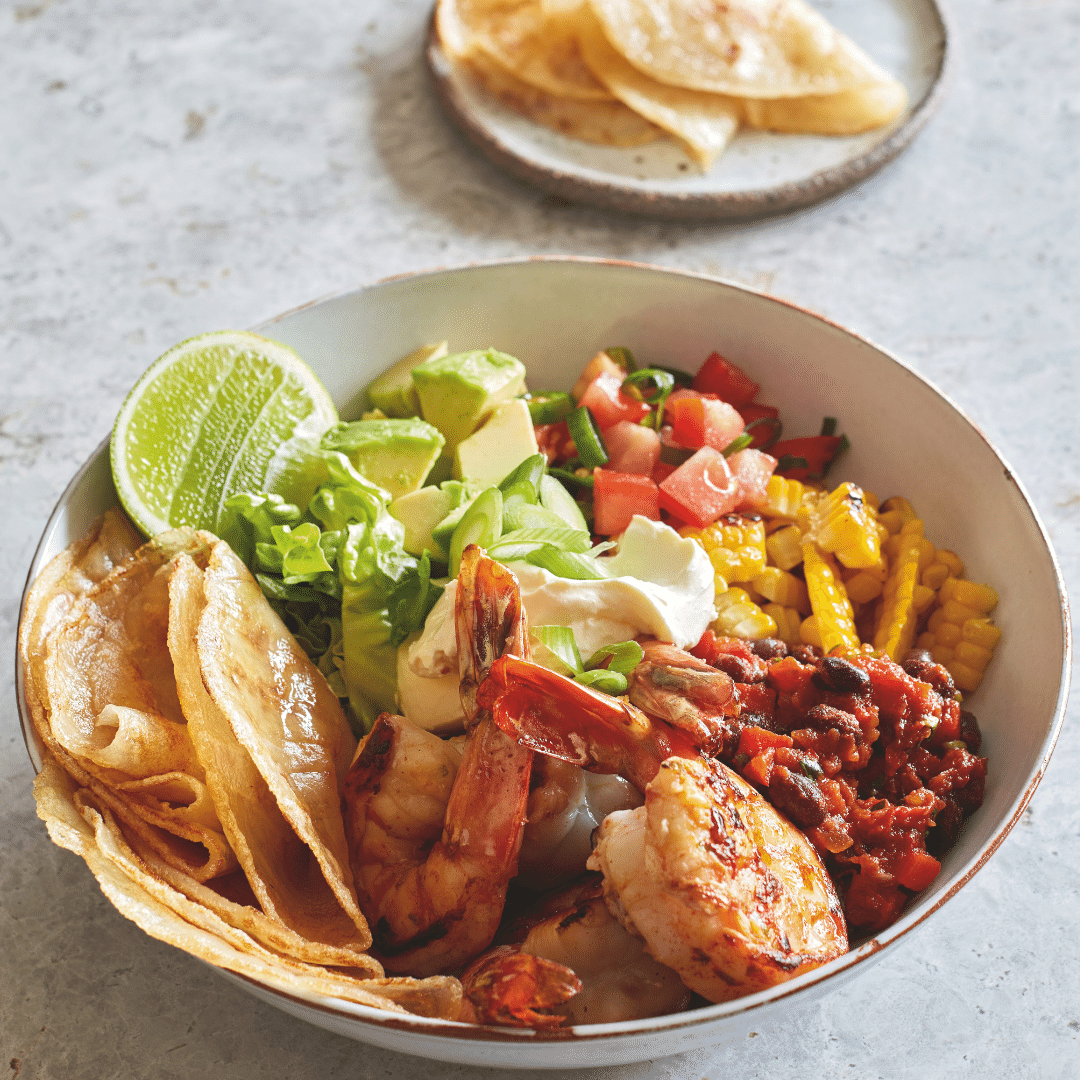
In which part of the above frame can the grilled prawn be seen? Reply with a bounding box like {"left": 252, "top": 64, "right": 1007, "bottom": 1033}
{"left": 479, "top": 653, "right": 848, "bottom": 1003}
{"left": 341, "top": 547, "right": 533, "bottom": 976}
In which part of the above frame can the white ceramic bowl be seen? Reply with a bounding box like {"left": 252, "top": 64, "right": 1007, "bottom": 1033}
{"left": 17, "top": 259, "right": 1071, "bottom": 1070}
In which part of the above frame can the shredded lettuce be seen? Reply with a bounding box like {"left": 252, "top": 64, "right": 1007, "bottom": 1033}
{"left": 222, "top": 450, "right": 417, "bottom": 734}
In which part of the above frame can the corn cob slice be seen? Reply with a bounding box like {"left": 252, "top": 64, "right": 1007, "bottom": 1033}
{"left": 760, "top": 474, "right": 806, "bottom": 520}
{"left": 752, "top": 566, "right": 811, "bottom": 614}
{"left": 682, "top": 516, "right": 767, "bottom": 584}
{"left": 801, "top": 542, "right": 860, "bottom": 654}
{"left": 873, "top": 518, "right": 924, "bottom": 661}
{"left": 713, "top": 587, "right": 778, "bottom": 640}
{"left": 805, "top": 482, "right": 882, "bottom": 569}
{"left": 920, "top": 578, "right": 1001, "bottom": 691}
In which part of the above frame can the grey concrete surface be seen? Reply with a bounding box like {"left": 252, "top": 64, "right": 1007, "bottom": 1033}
{"left": 2, "top": 1, "right": 1078, "bottom": 1077}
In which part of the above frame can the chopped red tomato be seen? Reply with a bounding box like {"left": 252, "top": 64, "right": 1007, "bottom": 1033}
{"left": 602, "top": 421, "right": 661, "bottom": 475}
{"left": 771, "top": 435, "right": 845, "bottom": 480}
{"left": 692, "top": 352, "right": 760, "bottom": 406}
{"left": 657, "top": 446, "right": 740, "bottom": 527}
{"left": 743, "top": 749, "right": 776, "bottom": 788}
{"left": 893, "top": 850, "right": 941, "bottom": 892}
{"left": 578, "top": 372, "right": 652, "bottom": 430}
{"left": 572, "top": 351, "right": 625, "bottom": 401}
{"left": 592, "top": 469, "right": 660, "bottom": 535}
{"left": 669, "top": 395, "right": 745, "bottom": 452}
{"left": 729, "top": 447, "right": 778, "bottom": 509}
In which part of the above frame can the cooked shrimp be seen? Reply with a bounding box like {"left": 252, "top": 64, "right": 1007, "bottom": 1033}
{"left": 480, "top": 657, "right": 848, "bottom": 1002}
{"left": 341, "top": 547, "right": 533, "bottom": 976}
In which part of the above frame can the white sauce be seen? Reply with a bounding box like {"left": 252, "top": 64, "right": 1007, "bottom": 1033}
{"left": 400, "top": 516, "right": 716, "bottom": 733}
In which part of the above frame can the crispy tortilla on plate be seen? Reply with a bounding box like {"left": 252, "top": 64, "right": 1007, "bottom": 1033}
{"left": 590, "top": 0, "right": 902, "bottom": 100}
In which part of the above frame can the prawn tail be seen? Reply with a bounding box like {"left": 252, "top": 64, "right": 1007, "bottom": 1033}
{"left": 456, "top": 545, "right": 528, "bottom": 723}
{"left": 460, "top": 946, "right": 582, "bottom": 1028}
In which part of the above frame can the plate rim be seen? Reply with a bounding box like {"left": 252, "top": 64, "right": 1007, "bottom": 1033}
{"left": 15, "top": 256, "right": 1072, "bottom": 1049}
{"left": 424, "top": 0, "right": 953, "bottom": 220}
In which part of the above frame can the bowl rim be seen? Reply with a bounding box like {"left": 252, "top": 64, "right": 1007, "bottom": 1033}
{"left": 15, "top": 255, "right": 1073, "bottom": 1044}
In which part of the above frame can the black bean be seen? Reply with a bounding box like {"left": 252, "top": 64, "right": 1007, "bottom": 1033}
{"left": 804, "top": 703, "right": 861, "bottom": 737}
{"left": 926, "top": 797, "right": 963, "bottom": 856}
{"left": 750, "top": 637, "right": 788, "bottom": 661}
{"left": 903, "top": 658, "right": 957, "bottom": 700}
{"left": 769, "top": 765, "right": 828, "bottom": 829}
{"left": 902, "top": 648, "right": 934, "bottom": 666}
{"left": 790, "top": 644, "right": 822, "bottom": 665}
{"left": 712, "top": 653, "right": 758, "bottom": 684}
{"left": 812, "top": 655, "right": 871, "bottom": 695}
{"left": 960, "top": 710, "right": 983, "bottom": 755}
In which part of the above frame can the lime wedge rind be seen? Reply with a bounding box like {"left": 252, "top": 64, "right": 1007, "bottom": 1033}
{"left": 111, "top": 330, "right": 338, "bottom": 537}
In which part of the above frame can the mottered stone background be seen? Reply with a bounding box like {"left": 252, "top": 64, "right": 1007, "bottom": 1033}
{"left": 2, "top": 1, "right": 1077, "bottom": 1077}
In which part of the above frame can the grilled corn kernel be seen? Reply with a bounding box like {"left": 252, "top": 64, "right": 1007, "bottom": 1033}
{"left": 936, "top": 549, "right": 965, "bottom": 578}
{"left": 962, "top": 618, "right": 1002, "bottom": 651}
{"left": 761, "top": 475, "right": 806, "bottom": 520}
{"left": 766, "top": 525, "right": 805, "bottom": 571}
{"left": 930, "top": 644, "right": 955, "bottom": 665}
{"left": 806, "top": 481, "right": 882, "bottom": 569}
{"left": 935, "top": 622, "right": 962, "bottom": 648}
{"left": 939, "top": 577, "right": 999, "bottom": 614}
{"left": 916, "top": 631, "right": 936, "bottom": 650}
{"left": 922, "top": 561, "right": 951, "bottom": 591}
{"left": 881, "top": 497, "right": 917, "bottom": 516}
{"left": 764, "top": 603, "right": 803, "bottom": 647}
{"left": 941, "top": 598, "right": 982, "bottom": 625}
{"left": 947, "top": 661, "right": 984, "bottom": 693}
{"left": 713, "top": 588, "right": 778, "bottom": 640}
{"left": 753, "top": 566, "right": 811, "bottom": 614}
{"left": 802, "top": 542, "right": 860, "bottom": 653}
{"left": 912, "top": 584, "right": 937, "bottom": 614}
{"left": 800, "top": 615, "right": 823, "bottom": 648}
{"left": 844, "top": 570, "right": 884, "bottom": 605}
{"left": 682, "top": 516, "right": 767, "bottom": 585}
{"left": 954, "top": 641, "right": 994, "bottom": 670}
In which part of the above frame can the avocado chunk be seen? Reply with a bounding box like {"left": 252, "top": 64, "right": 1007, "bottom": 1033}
{"left": 367, "top": 342, "right": 448, "bottom": 418}
{"left": 321, "top": 417, "right": 444, "bottom": 500}
{"left": 389, "top": 486, "right": 456, "bottom": 561}
{"left": 453, "top": 399, "right": 539, "bottom": 487}
{"left": 412, "top": 349, "right": 527, "bottom": 468}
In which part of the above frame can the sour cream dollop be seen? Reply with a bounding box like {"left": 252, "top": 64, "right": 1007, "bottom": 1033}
{"left": 399, "top": 517, "right": 716, "bottom": 732}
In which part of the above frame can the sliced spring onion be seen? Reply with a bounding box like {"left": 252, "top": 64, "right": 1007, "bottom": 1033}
{"left": 531, "top": 625, "right": 583, "bottom": 675}
{"left": 822, "top": 434, "right": 850, "bottom": 478}
{"left": 539, "top": 474, "right": 589, "bottom": 532}
{"left": 659, "top": 443, "right": 694, "bottom": 467}
{"left": 744, "top": 416, "right": 783, "bottom": 450}
{"left": 525, "top": 545, "right": 611, "bottom": 580}
{"left": 604, "top": 346, "right": 636, "bottom": 372}
{"left": 494, "top": 526, "right": 591, "bottom": 553}
{"left": 498, "top": 453, "right": 546, "bottom": 500}
{"left": 721, "top": 433, "right": 754, "bottom": 457}
{"left": 524, "top": 392, "right": 574, "bottom": 425}
{"left": 566, "top": 406, "right": 609, "bottom": 469}
{"left": 776, "top": 454, "right": 810, "bottom": 473}
{"left": 800, "top": 758, "right": 825, "bottom": 781}
{"left": 820, "top": 417, "right": 838, "bottom": 437}
{"left": 548, "top": 467, "right": 594, "bottom": 490}
{"left": 486, "top": 539, "right": 549, "bottom": 562}
{"left": 584, "top": 640, "right": 644, "bottom": 676}
{"left": 448, "top": 486, "right": 502, "bottom": 578}
{"left": 650, "top": 364, "right": 693, "bottom": 387}
{"left": 502, "top": 500, "right": 573, "bottom": 534}
{"left": 621, "top": 368, "right": 676, "bottom": 432}
{"left": 574, "top": 669, "right": 628, "bottom": 695}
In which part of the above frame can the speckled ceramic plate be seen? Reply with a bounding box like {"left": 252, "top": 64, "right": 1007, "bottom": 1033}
{"left": 426, "top": 0, "right": 950, "bottom": 219}
{"left": 18, "top": 260, "right": 1070, "bottom": 1070}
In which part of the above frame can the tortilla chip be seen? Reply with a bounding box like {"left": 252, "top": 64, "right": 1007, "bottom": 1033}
{"left": 169, "top": 551, "right": 373, "bottom": 959}
{"left": 40, "top": 527, "right": 237, "bottom": 880}
{"left": 576, "top": 8, "right": 740, "bottom": 168}
{"left": 742, "top": 81, "right": 908, "bottom": 135}
{"left": 466, "top": 47, "right": 663, "bottom": 147}
{"left": 196, "top": 542, "right": 368, "bottom": 938}
{"left": 33, "top": 758, "right": 462, "bottom": 1019}
{"left": 591, "top": 0, "right": 901, "bottom": 99}
{"left": 441, "top": 0, "right": 612, "bottom": 101}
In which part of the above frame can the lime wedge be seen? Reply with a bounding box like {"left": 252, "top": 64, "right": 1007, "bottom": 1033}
{"left": 111, "top": 331, "right": 338, "bottom": 537}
